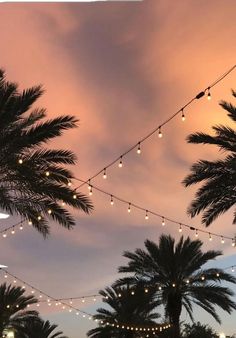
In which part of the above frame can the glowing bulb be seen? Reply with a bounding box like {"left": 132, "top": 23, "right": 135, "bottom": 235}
{"left": 158, "top": 286, "right": 162, "bottom": 290}
{"left": 110, "top": 195, "right": 114, "bottom": 206}
{"left": 172, "top": 283, "right": 176, "bottom": 287}
{"left": 131, "top": 291, "right": 135, "bottom": 295}
{"left": 158, "top": 127, "right": 163, "bottom": 138}
{"left": 37, "top": 216, "right": 41, "bottom": 220}
{"left": 73, "top": 194, "right": 77, "bottom": 199}
{"left": 45, "top": 171, "right": 50, "bottom": 176}
{"left": 137, "top": 143, "right": 141, "bottom": 154}
{"left": 11, "top": 229, "right": 15, "bottom": 235}
{"left": 161, "top": 217, "right": 165, "bottom": 226}
{"left": 181, "top": 109, "right": 185, "bottom": 121}
{"left": 18, "top": 159, "right": 23, "bottom": 164}
{"left": 128, "top": 203, "right": 131, "bottom": 213}
{"left": 3, "top": 233, "right": 7, "bottom": 238}
{"left": 186, "top": 279, "right": 190, "bottom": 284}
{"left": 4, "top": 274, "right": 7, "bottom": 278}
{"left": 221, "top": 237, "right": 225, "bottom": 244}
{"left": 82, "top": 298, "right": 85, "bottom": 303}
{"left": 209, "top": 233, "right": 212, "bottom": 241}
{"left": 61, "top": 201, "right": 65, "bottom": 206}
{"left": 19, "top": 225, "right": 23, "bottom": 230}
{"left": 118, "top": 157, "right": 123, "bottom": 168}
{"left": 118, "top": 293, "right": 122, "bottom": 298}
{"left": 68, "top": 181, "right": 72, "bottom": 187}
{"left": 207, "top": 87, "right": 211, "bottom": 100}
{"left": 216, "top": 273, "right": 220, "bottom": 277}
{"left": 145, "top": 210, "right": 149, "bottom": 220}
{"left": 231, "top": 267, "right": 235, "bottom": 272}
{"left": 232, "top": 239, "right": 236, "bottom": 247}
{"left": 93, "top": 298, "right": 96, "bottom": 302}
{"left": 103, "top": 168, "right": 107, "bottom": 179}
{"left": 145, "top": 288, "right": 148, "bottom": 293}
{"left": 28, "top": 220, "right": 32, "bottom": 225}
{"left": 47, "top": 209, "right": 52, "bottom": 214}
{"left": 195, "top": 230, "right": 198, "bottom": 238}
{"left": 89, "top": 186, "right": 93, "bottom": 196}
{"left": 201, "top": 276, "right": 205, "bottom": 281}
{"left": 179, "top": 224, "right": 182, "bottom": 233}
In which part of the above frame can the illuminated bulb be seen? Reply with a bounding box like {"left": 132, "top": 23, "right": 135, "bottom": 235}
{"left": 37, "top": 303, "right": 40, "bottom": 307}
{"left": 68, "top": 181, "right": 72, "bottom": 187}
{"left": 73, "top": 194, "right": 77, "bottom": 199}
{"left": 19, "top": 225, "right": 23, "bottom": 230}
{"left": 39, "top": 294, "right": 43, "bottom": 298}
{"left": 178, "top": 224, "right": 182, "bottom": 233}
{"left": 61, "top": 202, "right": 65, "bottom": 206}
{"left": 45, "top": 171, "right": 50, "bottom": 176}
{"left": 69, "top": 309, "right": 72, "bottom": 313}
{"left": 48, "top": 209, "right": 52, "bottom": 215}
{"left": 13, "top": 280, "right": 16, "bottom": 283}
{"left": 195, "top": 230, "right": 198, "bottom": 238}
{"left": 4, "top": 274, "right": 7, "bottom": 278}
{"left": 11, "top": 229, "right": 15, "bottom": 235}
{"left": 118, "top": 293, "right": 122, "bottom": 298}
{"left": 37, "top": 216, "right": 41, "bottom": 221}
{"left": 216, "top": 273, "right": 220, "bottom": 277}
{"left": 162, "top": 217, "right": 165, "bottom": 226}
{"left": 31, "top": 290, "right": 35, "bottom": 294}
{"left": 7, "top": 305, "right": 10, "bottom": 308}
{"left": 22, "top": 285, "right": 25, "bottom": 289}
{"left": 82, "top": 298, "right": 85, "bottom": 303}
{"left": 207, "top": 87, "right": 211, "bottom": 100}
{"left": 158, "top": 286, "right": 162, "bottom": 290}
{"left": 145, "top": 210, "right": 149, "bottom": 220}
{"left": 88, "top": 180, "right": 92, "bottom": 190}
{"left": 110, "top": 195, "right": 114, "bottom": 206}
{"left": 221, "top": 236, "right": 225, "bottom": 244}
{"left": 118, "top": 157, "right": 123, "bottom": 168}
{"left": 231, "top": 267, "right": 235, "bottom": 272}
{"left": 131, "top": 291, "right": 135, "bottom": 295}
{"left": 18, "top": 159, "right": 23, "bottom": 164}
{"left": 186, "top": 279, "right": 190, "bottom": 284}
{"left": 209, "top": 233, "right": 212, "bottom": 241}
{"left": 83, "top": 314, "right": 86, "bottom": 318}
{"left": 76, "top": 312, "right": 79, "bottom": 316}
{"left": 232, "top": 239, "right": 236, "bottom": 247}
{"left": 89, "top": 186, "right": 93, "bottom": 196}
{"left": 93, "top": 297, "right": 96, "bottom": 302}
{"left": 145, "top": 288, "right": 148, "bottom": 293}
{"left": 172, "top": 283, "right": 176, "bottom": 287}
{"left": 137, "top": 143, "right": 141, "bottom": 154}
{"left": 158, "top": 127, "right": 163, "bottom": 138}
{"left": 128, "top": 203, "right": 131, "bottom": 213}
{"left": 201, "top": 276, "right": 205, "bottom": 281}
{"left": 181, "top": 109, "right": 185, "bottom": 121}
{"left": 103, "top": 168, "right": 107, "bottom": 179}
{"left": 69, "top": 300, "right": 73, "bottom": 304}
{"left": 3, "top": 233, "right": 7, "bottom": 238}
{"left": 28, "top": 220, "right": 32, "bottom": 225}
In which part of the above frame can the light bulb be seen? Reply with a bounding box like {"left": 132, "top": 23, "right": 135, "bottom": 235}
{"left": 195, "top": 230, "right": 198, "bottom": 238}
{"left": 137, "top": 143, "right": 141, "bottom": 154}
{"left": 4, "top": 274, "right": 7, "bottom": 278}
{"left": 73, "top": 194, "right": 77, "bottom": 199}
{"left": 89, "top": 187, "right": 93, "bottom": 196}
{"left": 131, "top": 291, "right": 135, "bottom": 295}
{"left": 172, "top": 283, "right": 176, "bottom": 288}
{"left": 118, "top": 293, "right": 122, "bottom": 298}
{"left": 82, "top": 298, "right": 85, "bottom": 303}
{"left": 3, "top": 233, "right": 7, "bottom": 238}
{"left": 61, "top": 202, "right": 65, "bottom": 206}
{"left": 162, "top": 217, "right": 165, "bottom": 226}
{"left": 118, "top": 157, "right": 123, "bottom": 168}
{"left": 93, "top": 298, "right": 96, "bottom": 302}
{"left": 68, "top": 181, "right": 72, "bottom": 187}
{"left": 221, "top": 237, "right": 225, "bottom": 244}
{"left": 231, "top": 267, "right": 235, "bottom": 272}
{"left": 207, "top": 87, "right": 211, "bottom": 100}
{"left": 28, "top": 220, "right": 32, "bottom": 225}
{"left": 110, "top": 195, "right": 114, "bottom": 206}
{"left": 209, "top": 233, "right": 212, "bottom": 241}
{"left": 181, "top": 109, "right": 185, "bottom": 121}
{"left": 11, "top": 229, "right": 15, "bottom": 235}
{"left": 158, "top": 127, "right": 163, "bottom": 138}
{"left": 45, "top": 171, "right": 50, "bottom": 176}
{"left": 232, "top": 239, "right": 236, "bottom": 247}
{"left": 103, "top": 168, "right": 107, "bottom": 179}
{"left": 19, "top": 225, "right": 23, "bottom": 230}
{"left": 216, "top": 273, "right": 220, "bottom": 277}
{"left": 128, "top": 203, "right": 131, "bottom": 213}
{"left": 179, "top": 224, "right": 182, "bottom": 233}
{"left": 37, "top": 216, "right": 41, "bottom": 220}
{"left": 145, "top": 210, "right": 149, "bottom": 220}
{"left": 48, "top": 209, "right": 52, "bottom": 214}
{"left": 145, "top": 288, "right": 148, "bottom": 293}
{"left": 201, "top": 276, "right": 205, "bottom": 281}
{"left": 18, "top": 159, "right": 23, "bottom": 164}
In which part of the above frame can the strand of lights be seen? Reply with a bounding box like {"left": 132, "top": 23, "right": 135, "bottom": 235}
{"left": 74, "top": 65, "right": 236, "bottom": 190}
{"left": 0, "top": 220, "right": 25, "bottom": 238}
{"left": 0, "top": 269, "right": 170, "bottom": 333}
{"left": 74, "top": 178, "right": 236, "bottom": 245}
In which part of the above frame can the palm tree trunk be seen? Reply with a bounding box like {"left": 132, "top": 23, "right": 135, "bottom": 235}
{"left": 168, "top": 296, "right": 182, "bottom": 338}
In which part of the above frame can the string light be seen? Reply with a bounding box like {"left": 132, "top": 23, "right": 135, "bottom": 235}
{"left": 179, "top": 224, "right": 182, "bottom": 233}
{"left": 137, "top": 143, "right": 141, "bottom": 154}
{"left": 181, "top": 109, "right": 185, "bottom": 121}
{"left": 207, "top": 87, "right": 211, "bottom": 100}
{"left": 75, "top": 65, "right": 236, "bottom": 192}
{"left": 18, "top": 159, "right": 23, "bottom": 164}
{"left": 158, "top": 127, "right": 163, "bottom": 138}
{"left": 103, "top": 168, "right": 107, "bottom": 179}
{"left": 19, "top": 225, "right": 23, "bottom": 230}
{"left": 209, "top": 233, "right": 213, "bottom": 241}
{"left": 47, "top": 209, "right": 52, "bottom": 215}
{"left": 161, "top": 217, "right": 165, "bottom": 226}
{"left": 128, "top": 203, "right": 131, "bottom": 213}
{"left": 221, "top": 237, "right": 225, "bottom": 244}
{"left": 11, "top": 228, "right": 15, "bottom": 235}
{"left": 110, "top": 195, "right": 114, "bottom": 206}
{"left": 195, "top": 229, "right": 198, "bottom": 238}
{"left": 145, "top": 210, "right": 149, "bottom": 220}
{"left": 73, "top": 194, "right": 77, "bottom": 199}
{"left": 118, "top": 157, "right": 123, "bottom": 168}
{"left": 37, "top": 216, "right": 41, "bottom": 221}
{"left": 45, "top": 171, "right": 50, "bottom": 177}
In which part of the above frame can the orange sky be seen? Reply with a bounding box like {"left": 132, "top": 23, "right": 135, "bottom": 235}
{"left": 0, "top": 1, "right": 236, "bottom": 337}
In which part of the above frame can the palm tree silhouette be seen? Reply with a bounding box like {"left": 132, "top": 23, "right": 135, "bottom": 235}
{"left": 0, "top": 69, "right": 92, "bottom": 237}
{"left": 115, "top": 235, "right": 236, "bottom": 338}
{"left": 183, "top": 90, "right": 236, "bottom": 226}
{"left": 14, "top": 317, "right": 68, "bottom": 338}
{"left": 0, "top": 283, "right": 38, "bottom": 337}
{"left": 87, "top": 285, "right": 162, "bottom": 338}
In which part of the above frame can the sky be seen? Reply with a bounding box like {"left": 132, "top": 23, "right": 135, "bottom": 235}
{"left": 0, "top": 0, "right": 236, "bottom": 337}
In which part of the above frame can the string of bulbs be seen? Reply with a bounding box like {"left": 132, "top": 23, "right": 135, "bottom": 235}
{"left": 74, "top": 178, "right": 236, "bottom": 246}
{"left": 75, "top": 65, "right": 236, "bottom": 190}
{"left": 0, "top": 268, "right": 170, "bottom": 334}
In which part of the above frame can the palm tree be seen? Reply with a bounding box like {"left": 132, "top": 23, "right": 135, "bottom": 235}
{"left": 87, "top": 285, "right": 162, "bottom": 338}
{"left": 0, "top": 69, "right": 92, "bottom": 236}
{"left": 0, "top": 283, "right": 38, "bottom": 337}
{"left": 183, "top": 90, "right": 236, "bottom": 226}
{"left": 115, "top": 235, "right": 236, "bottom": 338}
{"left": 182, "top": 322, "right": 217, "bottom": 338}
{"left": 14, "top": 317, "right": 68, "bottom": 338}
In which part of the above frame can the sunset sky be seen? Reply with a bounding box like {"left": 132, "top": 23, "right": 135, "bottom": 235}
{"left": 0, "top": 1, "right": 236, "bottom": 337}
